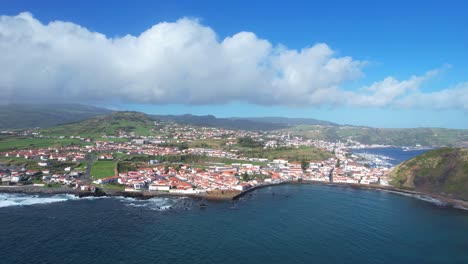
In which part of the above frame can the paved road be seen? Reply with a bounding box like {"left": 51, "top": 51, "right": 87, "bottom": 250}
{"left": 82, "top": 154, "right": 96, "bottom": 183}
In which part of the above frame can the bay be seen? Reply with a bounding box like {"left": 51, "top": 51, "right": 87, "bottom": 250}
{"left": 1, "top": 184, "right": 467, "bottom": 264}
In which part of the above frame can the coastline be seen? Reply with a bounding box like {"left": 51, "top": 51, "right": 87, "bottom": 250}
{"left": 0, "top": 185, "right": 233, "bottom": 201}
{"left": 1, "top": 182, "right": 467, "bottom": 211}
{"left": 233, "top": 181, "right": 468, "bottom": 211}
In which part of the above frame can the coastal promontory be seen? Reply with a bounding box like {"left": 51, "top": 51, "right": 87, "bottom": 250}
{"left": 390, "top": 148, "right": 468, "bottom": 201}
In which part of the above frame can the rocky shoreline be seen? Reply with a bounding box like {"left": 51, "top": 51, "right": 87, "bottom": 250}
{"left": 0, "top": 185, "right": 233, "bottom": 201}
{"left": 1, "top": 182, "right": 467, "bottom": 211}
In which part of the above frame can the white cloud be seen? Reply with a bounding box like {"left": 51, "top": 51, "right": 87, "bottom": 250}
{"left": 0, "top": 12, "right": 466, "bottom": 110}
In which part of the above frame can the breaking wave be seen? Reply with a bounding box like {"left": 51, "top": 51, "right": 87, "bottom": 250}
{"left": 0, "top": 193, "right": 194, "bottom": 211}
{"left": 0, "top": 193, "right": 79, "bottom": 208}
{"left": 121, "top": 197, "right": 194, "bottom": 211}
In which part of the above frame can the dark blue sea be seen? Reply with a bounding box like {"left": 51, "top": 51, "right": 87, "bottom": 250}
{"left": 1, "top": 184, "right": 468, "bottom": 264}
{"left": 352, "top": 147, "right": 430, "bottom": 165}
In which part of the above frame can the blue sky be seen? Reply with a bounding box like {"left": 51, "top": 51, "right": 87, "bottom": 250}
{"left": 1, "top": 0, "right": 467, "bottom": 128}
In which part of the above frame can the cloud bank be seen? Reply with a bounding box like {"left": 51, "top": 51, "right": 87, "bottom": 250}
{"left": 0, "top": 12, "right": 466, "bottom": 109}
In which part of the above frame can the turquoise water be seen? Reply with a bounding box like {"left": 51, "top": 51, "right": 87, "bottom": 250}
{"left": 1, "top": 184, "right": 468, "bottom": 264}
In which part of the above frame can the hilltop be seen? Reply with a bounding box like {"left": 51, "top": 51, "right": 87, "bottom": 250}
{"left": 390, "top": 148, "right": 468, "bottom": 201}
{"left": 152, "top": 114, "right": 289, "bottom": 131}
{"left": 1, "top": 104, "right": 467, "bottom": 147}
{"left": 41, "top": 111, "right": 157, "bottom": 137}
{"left": 230, "top": 116, "right": 338, "bottom": 127}
{"left": 0, "top": 104, "right": 111, "bottom": 129}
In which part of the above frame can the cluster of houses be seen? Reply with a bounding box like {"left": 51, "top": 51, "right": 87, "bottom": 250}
{"left": 93, "top": 153, "right": 391, "bottom": 194}
{"left": 0, "top": 163, "right": 98, "bottom": 192}
{"left": 1, "top": 123, "right": 394, "bottom": 194}
{"left": 0, "top": 165, "right": 39, "bottom": 183}
{"left": 4, "top": 147, "right": 87, "bottom": 162}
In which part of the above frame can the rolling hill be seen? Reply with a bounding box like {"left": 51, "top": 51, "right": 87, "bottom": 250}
{"left": 290, "top": 125, "right": 468, "bottom": 147}
{"left": 1, "top": 104, "right": 467, "bottom": 147}
{"left": 152, "top": 114, "right": 337, "bottom": 130}
{"left": 41, "top": 111, "right": 157, "bottom": 137}
{"left": 230, "top": 116, "right": 338, "bottom": 126}
{"left": 152, "top": 114, "right": 288, "bottom": 131}
{"left": 0, "top": 104, "right": 111, "bottom": 129}
{"left": 390, "top": 148, "right": 468, "bottom": 201}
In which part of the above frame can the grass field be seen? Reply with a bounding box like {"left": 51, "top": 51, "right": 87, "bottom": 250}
{"left": 91, "top": 160, "right": 116, "bottom": 179}
{"left": 42, "top": 112, "right": 156, "bottom": 137}
{"left": 193, "top": 157, "right": 268, "bottom": 166}
{"left": 95, "top": 183, "right": 125, "bottom": 191}
{"left": 0, "top": 136, "right": 81, "bottom": 152}
{"left": 0, "top": 156, "right": 40, "bottom": 169}
{"left": 76, "top": 161, "right": 87, "bottom": 170}
{"left": 188, "top": 139, "right": 228, "bottom": 149}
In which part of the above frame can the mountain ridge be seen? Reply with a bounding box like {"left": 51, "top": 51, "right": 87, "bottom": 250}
{"left": 0, "top": 103, "right": 111, "bottom": 129}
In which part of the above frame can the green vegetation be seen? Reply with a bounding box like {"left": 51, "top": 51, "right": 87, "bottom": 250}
{"left": 96, "top": 184, "right": 125, "bottom": 191}
{"left": 241, "top": 172, "right": 269, "bottom": 182}
{"left": 237, "top": 146, "right": 331, "bottom": 162}
{"left": 0, "top": 156, "right": 41, "bottom": 169}
{"left": 290, "top": 125, "right": 468, "bottom": 147}
{"left": 41, "top": 111, "right": 156, "bottom": 137}
{"left": 301, "top": 159, "right": 308, "bottom": 171}
{"left": 0, "top": 136, "right": 81, "bottom": 152}
{"left": 76, "top": 161, "right": 87, "bottom": 170}
{"left": 237, "top": 136, "right": 264, "bottom": 148}
{"left": 45, "top": 183, "right": 62, "bottom": 188}
{"left": 121, "top": 154, "right": 268, "bottom": 166}
{"left": 32, "top": 178, "right": 43, "bottom": 184}
{"left": 188, "top": 139, "right": 228, "bottom": 149}
{"left": 98, "top": 138, "right": 129, "bottom": 143}
{"left": 390, "top": 148, "right": 468, "bottom": 201}
{"left": 0, "top": 157, "right": 80, "bottom": 174}
{"left": 117, "top": 161, "right": 138, "bottom": 173}
{"left": 91, "top": 160, "right": 116, "bottom": 179}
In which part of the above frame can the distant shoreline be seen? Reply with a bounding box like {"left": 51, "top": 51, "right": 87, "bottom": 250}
{"left": 1, "top": 182, "right": 467, "bottom": 211}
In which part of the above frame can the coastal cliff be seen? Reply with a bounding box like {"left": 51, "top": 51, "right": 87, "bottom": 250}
{"left": 390, "top": 148, "right": 468, "bottom": 201}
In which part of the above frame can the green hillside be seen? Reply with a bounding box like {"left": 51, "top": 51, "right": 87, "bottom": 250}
{"left": 0, "top": 104, "right": 111, "bottom": 129}
{"left": 290, "top": 126, "right": 468, "bottom": 147}
{"left": 41, "top": 111, "right": 157, "bottom": 137}
{"left": 390, "top": 148, "right": 468, "bottom": 201}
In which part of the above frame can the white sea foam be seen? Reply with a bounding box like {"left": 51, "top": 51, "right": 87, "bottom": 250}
{"left": 453, "top": 205, "right": 468, "bottom": 211}
{"left": 380, "top": 190, "right": 448, "bottom": 207}
{"left": 0, "top": 193, "right": 79, "bottom": 208}
{"left": 122, "top": 197, "right": 192, "bottom": 211}
{"left": 414, "top": 195, "right": 448, "bottom": 206}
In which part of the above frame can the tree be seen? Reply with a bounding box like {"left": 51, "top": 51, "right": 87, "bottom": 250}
{"left": 178, "top": 143, "right": 189, "bottom": 150}
{"left": 242, "top": 172, "right": 250, "bottom": 182}
{"left": 301, "top": 159, "right": 309, "bottom": 172}
{"left": 237, "top": 136, "right": 264, "bottom": 148}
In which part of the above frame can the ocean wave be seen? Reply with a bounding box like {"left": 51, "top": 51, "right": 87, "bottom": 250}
{"left": 414, "top": 195, "right": 448, "bottom": 206}
{"left": 0, "top": 193, "right": 79, "bottom": 208}
{"left": 122, "top": 197, "right": 193, "bottom": 211}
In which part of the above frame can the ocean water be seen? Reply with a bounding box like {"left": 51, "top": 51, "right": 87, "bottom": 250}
{"left": 1, "top": 184, "right": 468, "bottom": 264}
{"left": 352, "top": 147, "right": 429, "bottom": 165}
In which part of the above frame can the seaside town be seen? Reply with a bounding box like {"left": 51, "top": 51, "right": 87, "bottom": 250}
{"left": 0, "top": 122, "right": 393, "bottom": 198}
